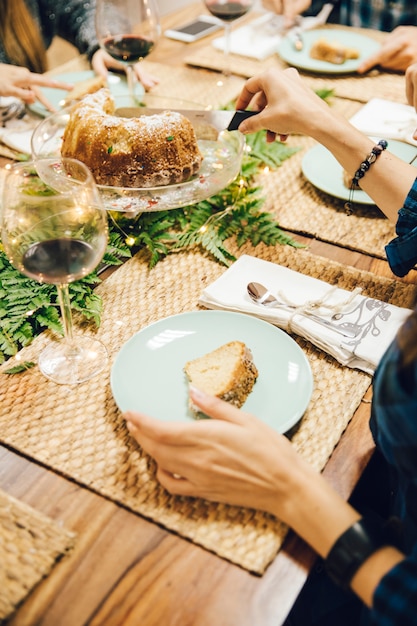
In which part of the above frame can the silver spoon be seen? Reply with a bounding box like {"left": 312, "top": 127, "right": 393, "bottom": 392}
{"left": 247, "top": 282, "right": 361, "bottom": 339}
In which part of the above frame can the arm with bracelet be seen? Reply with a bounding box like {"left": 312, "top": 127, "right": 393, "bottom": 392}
{"left": 124, "top": 66, "right": 417, "bottom": 625}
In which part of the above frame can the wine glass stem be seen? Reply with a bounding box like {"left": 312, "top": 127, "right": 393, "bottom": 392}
{"left": 126, "top": 64, "right": 137, "bottom": 105}
{"left": 57, "top": 284, "right": 75, "bottom": 349}
{"left": 223, "top": 22, "right": 232, "bottom": 77}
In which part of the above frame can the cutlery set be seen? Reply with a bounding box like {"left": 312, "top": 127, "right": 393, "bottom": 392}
{"left": 246, "top": 281, "right": 390, "bottom": 341}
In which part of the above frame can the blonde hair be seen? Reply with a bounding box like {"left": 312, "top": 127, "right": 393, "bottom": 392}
{"left": 0, "top": 0, "right": 47, "bottom": 73}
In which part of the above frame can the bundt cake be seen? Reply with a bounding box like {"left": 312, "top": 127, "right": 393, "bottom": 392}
{"left": 184, "top": 341, "right": 259, "bottom": 417}
{"left": 61, "top": 88, "right": 203, "bottom": 188}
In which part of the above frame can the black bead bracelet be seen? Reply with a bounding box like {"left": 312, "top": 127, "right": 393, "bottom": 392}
{"left": 345, "top": 139, "right": 388, "bottom": 215}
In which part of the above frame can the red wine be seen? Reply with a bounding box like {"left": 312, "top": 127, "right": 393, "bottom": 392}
{"left": 103, "top": 34, "right": 154, "bottom": 63}
{"left": 206, "top": 2, "right": 250, "bottom": 21}
{"left": 22, "top": 238, "right": 97, "bottom": 284}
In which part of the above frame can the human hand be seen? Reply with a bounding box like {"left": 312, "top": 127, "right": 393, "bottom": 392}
{"left": 357, "top": 26, "right": 417, "bottom": 74}
{"left": 0, "top": 64, "right": 74, "bottom": 111}
{"left": 262, "top": 0, "right": 312, "bottom": 21}
{"left": 235, "top": 67, "right": 331, "bottom": 142}
{"left": 124, "top": 386, "right": 308, "bottom": 521}
{"left": 91, "top": 49, "right": 159, "bottom": 91}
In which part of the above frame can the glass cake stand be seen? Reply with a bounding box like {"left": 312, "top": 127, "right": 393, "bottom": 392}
{"left": 30, "top": 95, "right": 245, "bottom": 217}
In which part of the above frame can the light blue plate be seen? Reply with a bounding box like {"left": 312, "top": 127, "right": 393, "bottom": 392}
{"left": 29, "top": 70, "right": 145, "bottom": 117}
{"left": 111, "top": 310, "right": 313, "bottom": 433}
{"left": 278, "top": 29, "right": 380, "bottom": 74}
{"left": 302, "top": 138, "right": 417, "bottom": 205}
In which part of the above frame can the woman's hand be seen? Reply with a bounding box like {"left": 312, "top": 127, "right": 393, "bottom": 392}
{"left": 235, "top": 67, "right": 331, "bottom": 141}
{"left": 0, "top": 63, "right": 73, "bottom": 111}
{"left": 124, "top": 386, "right": 308, "bottom": 520}
{"left": 91, "top": 49, "right": 159, "bottom": 91}
{"left": 262, "top": 0, "right": 312, "bottom": 22}
{"left": 358, "top": 26, "right": 417, "bottom": 74}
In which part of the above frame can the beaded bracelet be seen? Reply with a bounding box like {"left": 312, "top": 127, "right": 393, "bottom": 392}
{"left": 345, "top": 139, "right": 388, "bottom": 215}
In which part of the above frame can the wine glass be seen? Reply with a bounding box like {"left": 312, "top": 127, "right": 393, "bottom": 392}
{"left": 96, "top": 0, "right": 160, "bottom": 104}
{"left": 203, "top": 0, "right": 254, "bottom": 83}
{"left": 1, "top": 158, "right": 109, "bottom": 385}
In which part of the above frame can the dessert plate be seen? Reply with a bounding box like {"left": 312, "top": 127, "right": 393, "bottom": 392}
{"left": 302, "top": 139, "right": 417, "bottom": 205}
{"left": 28, "top": 70, "right": 145, "bottom": 117}
{"left": 277, "top": 29, "right": 380, "bottom": 74}
{"left": 111, "top": 310, "right": 313, "bottom": 434}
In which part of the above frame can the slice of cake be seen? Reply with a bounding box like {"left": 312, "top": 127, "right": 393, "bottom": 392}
{"left": 184, "top": 341, "right": 258, "bottom": 416}
{"left": 310, "top": 38, "right": 359, "bottom": 64}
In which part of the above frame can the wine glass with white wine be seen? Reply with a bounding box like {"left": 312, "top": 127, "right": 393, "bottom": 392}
{"left": 96, "top": 0, "right": 160, "bottom": 103}
{"left": 1, "top": 158, "right": 109, "bottom": 385}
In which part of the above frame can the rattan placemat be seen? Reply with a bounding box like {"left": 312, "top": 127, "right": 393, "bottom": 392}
{"left": 1, "top": 245, "right": 416, "bottom": 574}
{"left": 0, "top": 489, "right": 75, "bottom": 622}
{"left": 256, "top": 132, "right": 402, "bottom": 259}
{"left": 184, "top": 44, "right": 406, "bottom": 104}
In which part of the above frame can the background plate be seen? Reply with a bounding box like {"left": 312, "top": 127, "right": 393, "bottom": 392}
{"left": 302, "top": 139, "right": 417, "bottom": 204}
{"left": 278, "top": 29, "right": 380, "bottom": 74}
{"left": 29, "top": 70, "right": 145, "bottom": 117}
{"left": 111, "top": 310, "right": 313, "bottom": 434}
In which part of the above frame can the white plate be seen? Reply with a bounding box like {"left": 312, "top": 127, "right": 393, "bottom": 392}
{"left": 278, "top": 29, "right": 380, "bottom": 74}
{"left": 29, "top": 70, "right": 145, "bottom": 117}
{"left": 302, "top": 139, "right": 417, "bottom": 205}
{"left": 111, "top": 310, "right": 313, "bottom": 434}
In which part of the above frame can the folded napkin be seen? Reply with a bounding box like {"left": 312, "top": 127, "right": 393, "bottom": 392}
{"left": 199, "top": 255, "right": 412, "bottom": 374}
{"left": 349, "top": 98, "right": 417, "bottom": 147}
{"left": 212, "top": 12, "right": 288, "bottom": 60}
{"left": 0, "top": 98, "right": 39, "bottom": 155}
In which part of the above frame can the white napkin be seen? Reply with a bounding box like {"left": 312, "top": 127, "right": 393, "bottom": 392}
{"left": 199, "top": 255, "right": 412, "bottom": 374}
{"left": 349, "top": 98, "right": 417, "bottom": 147}
{"left": 212, "top": 13, "right": 287, "bottom": 60}
{"left": 0, "top": 98, "right": 38, "bottom": 155}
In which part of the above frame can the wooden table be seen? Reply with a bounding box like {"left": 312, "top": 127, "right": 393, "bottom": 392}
{"left": 1, "top": 5, "right": 417, "bottom": 625}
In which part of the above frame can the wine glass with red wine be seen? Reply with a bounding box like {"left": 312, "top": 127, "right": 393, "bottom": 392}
{"left": 203, "top": 0, "right": 254, "bottom": 81}
{"left": 96, "top": 0, "right": 160, "bottom": 103}
{"left": 1, "top": 158, "right": 109, "bottom": 385}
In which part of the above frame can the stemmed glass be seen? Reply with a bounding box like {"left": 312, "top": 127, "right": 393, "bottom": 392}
{"left": 1, "top": 158, "right": 109, "bottom": 385}
{"left": 96, "top": 0, "right": 160, "bottom": 103}
{"left": 203, "top": 0, "right": 254, "bottom": 82}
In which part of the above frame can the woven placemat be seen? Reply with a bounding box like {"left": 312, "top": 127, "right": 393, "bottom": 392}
{"left": 1, "top": 244, "right": 416, "bottom": 574}
{"left": 257, "top": 132, "right": 400, "bottom": 259}
{"left": 0, "top": 489, "right": 75, "bottom": 622}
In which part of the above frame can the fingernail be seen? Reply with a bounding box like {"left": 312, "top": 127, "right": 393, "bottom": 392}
{"left": 189, "top": 385, "right": 208, "bottom": 400}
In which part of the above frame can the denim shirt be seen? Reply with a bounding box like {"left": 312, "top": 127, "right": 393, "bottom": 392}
{"left": 368, "top": 331, "right": 417, "bottom": 624}
{"left": 0, "top": 0, "right": 99, "bottom": 65}
{"left": 385, "top": 178, "right": 417, "bottom": 278}
{"left": 305, "top": 0, "right": 417, "bottom": 31}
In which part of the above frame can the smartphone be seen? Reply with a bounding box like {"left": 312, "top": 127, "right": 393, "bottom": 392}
{"left": 164, "top": 15, "right": 222, "bottom": 43}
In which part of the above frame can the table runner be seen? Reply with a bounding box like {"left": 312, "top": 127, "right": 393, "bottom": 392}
{"left": 1, "top": 245, "right": 416, "bottom": 574}
{"left": 0, "top": 489, "right": 75, "bottom": 621}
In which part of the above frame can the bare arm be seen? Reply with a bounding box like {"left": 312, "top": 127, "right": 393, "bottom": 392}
{"left": 124, "top": 387, "right": 405, "bottom": 609}
{"left": 235, "top": 68, "right": 417, "bottom": 221}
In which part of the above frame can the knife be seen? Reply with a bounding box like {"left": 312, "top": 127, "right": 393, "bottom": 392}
{"left": 115, "top": 107, "right": 258, "bottom": 132}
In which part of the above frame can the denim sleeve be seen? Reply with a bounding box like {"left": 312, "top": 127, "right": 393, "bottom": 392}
{"left": 385, "top": 178, "right": 417, "bottom": 277}
{"left": 370, "top": 545, "right": 417, "bottom": 626}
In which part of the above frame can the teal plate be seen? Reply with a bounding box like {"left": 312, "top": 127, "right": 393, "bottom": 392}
{"left": 302, "top": 138, "right": 417, "bottom": 205}
{"left": 29, "top": 70, "right": 145, "bottom": 117}
{"left": 111, "top": 310, "right": 313, "bottom": 434}
{"left": 278, "top": 29, "right": 380, "bottom": 74}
